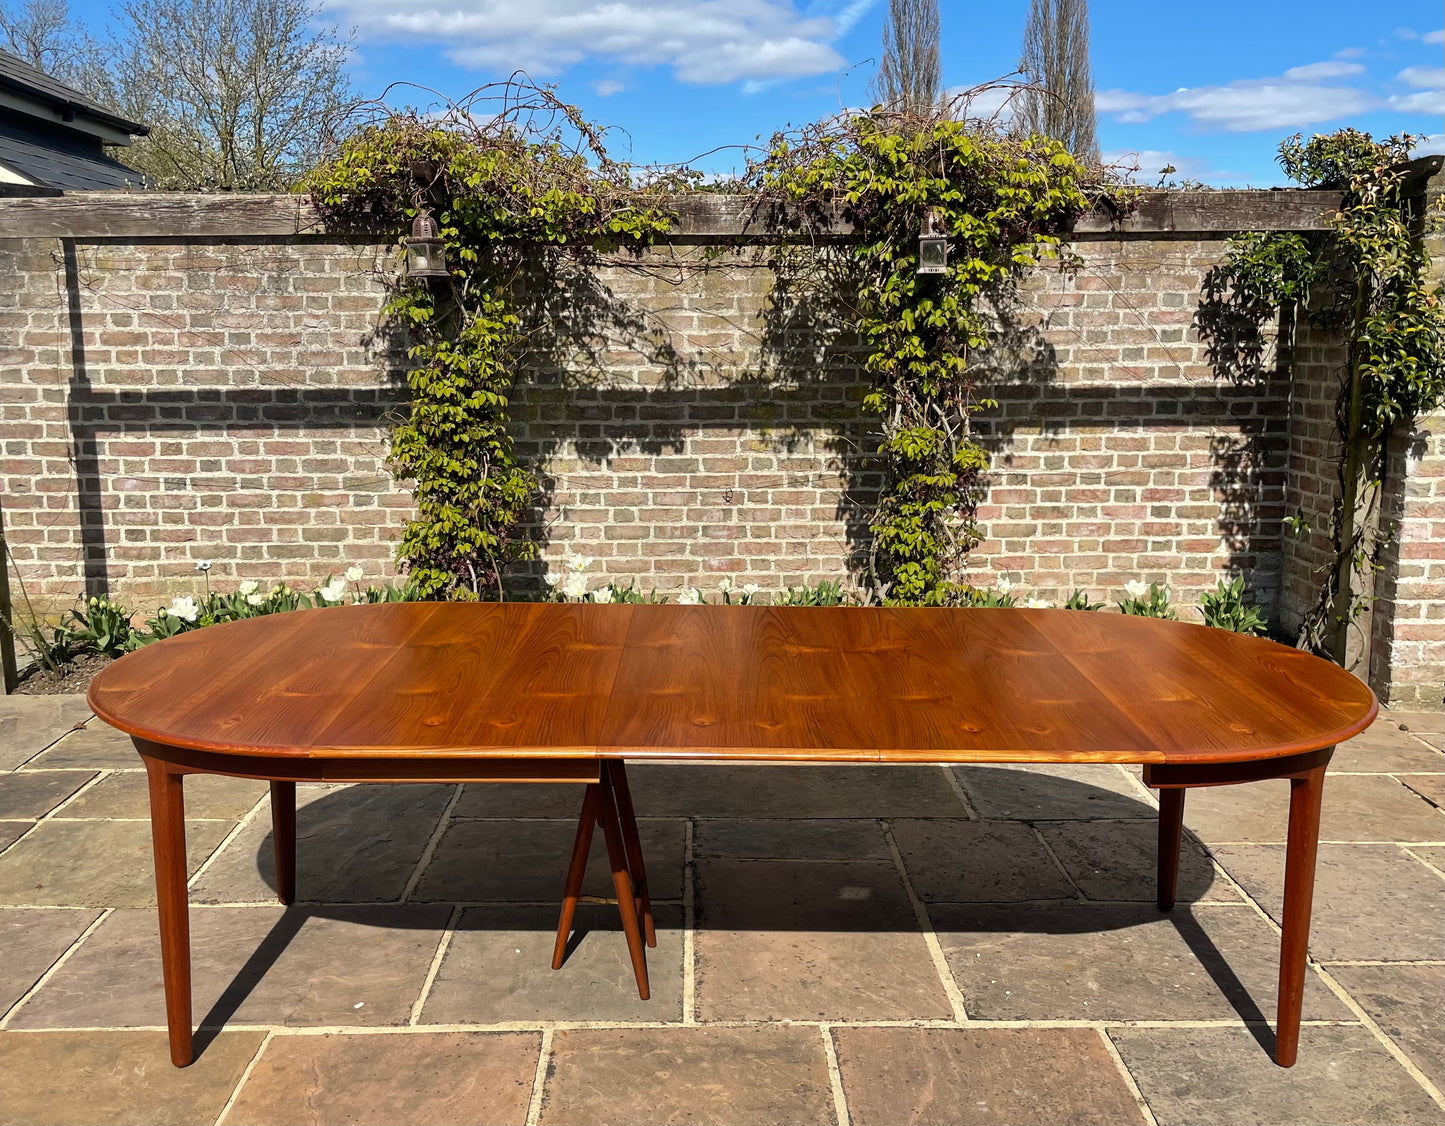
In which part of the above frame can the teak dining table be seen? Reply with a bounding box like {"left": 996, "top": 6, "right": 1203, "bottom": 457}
{"left": 86, "top": 601, "right": 1378, "bottom": 1069}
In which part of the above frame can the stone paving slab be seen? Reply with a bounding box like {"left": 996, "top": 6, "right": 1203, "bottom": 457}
{"left": 453, "top": 782, "right": 587, "bottom": 819}
{"left": 0, "top": 821, "right": 27, "bottom": 852}
{"left": 415, "top": 817, "right": 685, "bottom": 902}
{"left": 1213, "top": 843, "right": 1445, "bottom": 961}
{"left": 693, "top": 817, "right": 891, "bottom": 860}
{"left": 1405, "top": 844, "right": 1444, "bottom": 871}
{"left": 833, "top": 1025, "right": 1147, "bottom": 1126}
{"left": 56, "top": 773, "right": 268, "bottom": 821}
{"left": 1036, "top": 818, "right": 1241, "bottom": 902}
{"left": 1331, "top": 729, "right": 1445, "bottom": 772}
{"left": 539, "top": 1026, "right": 835, "bottom": 1126}
{"left": 1, "top": 700, "right": 1441, "bottom": 1125}
{"left": 1403, "top": 774, "right": 1444, "bottom": 808}
{"left": 694, "top": 858, "right": 952, "bottom": 1021}
{"left": 889, "top": 819, "right": 1076, "bottom": 901}
{"left": 23, "top": 722, "right": 141, "bottom": 770}
{"left": 952, "top": 763, "right": 1153, "bottom": 819}
{"left": 190, "top": 782, "right": 453, "bottom": 904}
{"left": 1390, "top": 711, "right": 1443, "bottom": 750}
{"left": 422, "top": 904, "right": 685, "bottom": 1024}
{"left": 1110, "top": 1024, "right": 1444, "bottom": 1126}
{"left": 1327, "top": 963, "right": 1445, "bottom": 1091}
{"left": 224, "top": 1031, "right": 540, "bottom": 1126}
{"left": 629, "top": 763, "right": 968, "bottom": 818}
{"left": 0, "top": 819, "right": 233, "bottom": 907}
{"left": 0, "top": 1030, "right": 264, "bottom": 1126}
{"left": 0, "top": 907, "right": 103, "bottom": 1013}
{"left": 9, "top": 905, "right": 449, "bottom": 1029}
{"left": 1181, "top": 775, "right": 1445, "bottom": 844}
{"left": 0, "top": 695, "right": 92, "bottom": 771}
{"left": 0, "top": 770, "right": 96, "bottom": 819}
{"left": 932, "top": 903, "right": 1350, "bottom": 1021}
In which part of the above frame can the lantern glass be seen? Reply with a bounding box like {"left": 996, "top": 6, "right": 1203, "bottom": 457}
{"left": 405, "top": 212, "right": 449, "bottom": 279}
{"left": 406, "top": 237, "right": 447, "bottom": 277}
{"left": 918, "top": 233, "right": 948, "bottom": 274}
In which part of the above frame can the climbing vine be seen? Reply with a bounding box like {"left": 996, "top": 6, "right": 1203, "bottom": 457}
{"left": 305, "top": 86, "right": 1103, "bottom": 604}
{"left": 305, "top": 83, "right": 672, "bottom": 599}
{"left": 753, "top": 109, "right": 1095, "bottom": 603}
{"left": 1209, "top": 130, "right": 1445, "bottom": 663}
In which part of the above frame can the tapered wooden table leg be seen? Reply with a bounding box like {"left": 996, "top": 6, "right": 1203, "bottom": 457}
{"left": 606, "top": 760, "right": 655, "bottom": 948}
{"left": 1275, "top": 763, "right": 1327, "bottom": 1068}
{"left": 270, "top": 781, "right": 296, "bottom": 906}
{"left": 1157, "top": 787, "right": 1186, "bottom": 912}
{"left": 598, "top": 770, "right": 650, "bottom": 1000}
{"left": 143, "top": 756, "right": 193, "bottom": 1067}
{"left": 552, "top": 784, "right": 602, "bottom": 970}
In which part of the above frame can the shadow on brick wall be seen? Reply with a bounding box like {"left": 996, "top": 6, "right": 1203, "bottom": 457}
{"left": 61, "top": 239, "right": 408, "bottom": 600}
{"left": 59, "top": 240, "right": 1287, "bottom": 604}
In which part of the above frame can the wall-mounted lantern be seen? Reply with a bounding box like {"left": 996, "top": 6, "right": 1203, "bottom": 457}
{"left": 917, "top": 207, "right": 948, "bottom": 275}
{"left": 404, "top": 212, "right": 449, "bottom": 279}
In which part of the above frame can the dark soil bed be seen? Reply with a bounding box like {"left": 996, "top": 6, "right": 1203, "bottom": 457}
{"left": 13, "top": 652, "right": 115, "bottom": 695}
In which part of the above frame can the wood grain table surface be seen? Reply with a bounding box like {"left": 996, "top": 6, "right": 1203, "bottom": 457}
{"left": 89, "top": 602, "right": 1377, "bottom": 764}
{"left": 86, "top": 602, "right": 1378, "bottom": 1071}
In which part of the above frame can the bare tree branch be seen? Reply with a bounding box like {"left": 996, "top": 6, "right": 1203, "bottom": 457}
{"left": 111, "top": 0, "right": 357, "bottom": 189}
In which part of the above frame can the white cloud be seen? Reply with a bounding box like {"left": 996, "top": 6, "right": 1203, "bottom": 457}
{"left": 326, "top": 0, "right": 863, "bottom": 86}
{"left": 593, "top": 79, "right": 625, "bottom": 96}
{"left": 1398, "top": 66, "right": 1445, "bottom": 88}
{"left": 1425, "top": 29, "right": 1445, "bottom": 45}
{"left": 1096, "top": 78, "right": 1376, "bottom": 133}
{"left": 1283, "top": 60, "right": 1365, "bottom": 80}
{"left": 1413, "top": 134, "right": 1444, "bottom": 155}
{"left": 1334, "top": 47, "right": 1366, "bottom": 59}
{"left": 1389, "top": 90, "right": 1445, "bottom": 114}
{"left": 829, "top": 0, "right": 878, "bottom": 36}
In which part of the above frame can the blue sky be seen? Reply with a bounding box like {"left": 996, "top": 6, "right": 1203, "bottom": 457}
{"left": 74, "top": 0, "right": 1445, "bottom": 183}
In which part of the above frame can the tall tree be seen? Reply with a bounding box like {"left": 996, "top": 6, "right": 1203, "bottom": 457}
{"left": 872, "top": 0, "right": 942, "bottom": 116}
{"left": 1018, "top": 0, "right": 1099, "bottom": 165}
{"left": 112, "top": 0, "right": 355, "bottom": 189}
{"left": 0, "top": 0, "right": 111, "bottom": 99}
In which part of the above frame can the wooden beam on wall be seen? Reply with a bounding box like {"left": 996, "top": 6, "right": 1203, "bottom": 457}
{"left": 0, "top": 188, "right": 1344, "bottom": 241}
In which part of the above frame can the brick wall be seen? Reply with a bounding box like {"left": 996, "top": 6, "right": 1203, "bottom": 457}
{"left": 0, "top": 185, "right": 1439, "bottom": 705}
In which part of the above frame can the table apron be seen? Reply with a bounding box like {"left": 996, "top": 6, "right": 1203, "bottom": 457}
{"left": 131, "top": 739, "right": 602, "bottom": 785}
{"left": 1143, "top": 747, "right": 1333, "bottom": 789}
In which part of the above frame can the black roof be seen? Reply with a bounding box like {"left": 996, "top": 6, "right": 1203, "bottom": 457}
{"left": 0, "top": 116, "right": 147, "bottom": 189}
{"left": 0, "top": 47, "right": 147, "bottom": 136}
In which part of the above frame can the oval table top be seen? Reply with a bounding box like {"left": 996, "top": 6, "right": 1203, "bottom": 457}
{"left": 88, "top": 602, "right": 1378, "bottom": 765}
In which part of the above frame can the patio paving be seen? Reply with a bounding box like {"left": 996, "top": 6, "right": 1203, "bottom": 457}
{"left": 0, "top": 694, "right": 1440, "bottom": 1126}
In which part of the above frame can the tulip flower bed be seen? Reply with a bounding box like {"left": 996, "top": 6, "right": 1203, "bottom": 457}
{"left": 8, "top": 554, "right": 1270, "bottom": 696}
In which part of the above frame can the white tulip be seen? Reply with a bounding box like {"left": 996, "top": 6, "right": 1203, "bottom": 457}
{"left": 717, "top": 576, "right": 733, "bottom": 593}
{"left": 169, "top": 595, "right": 199, "bottom": 622}
{"left": 677, "top": 588, "right": 700, "bottom": 605}
{"left": 318, "top": 579, "right": 347, "bottom": 603}
{"left": 1025, "top": 597, "right": 1050, "bottom": 609}
{"left": 1124, "top": 579, "right": 1149, "bottom": 600}
{"left": 195, "top": 560, "right": 212, "bottom": 573}
{"left": 742, "top": 583, "right": 761, "bottom": 596}
{"left": 544, "top": 572, "right": 562, "bottom": 588}
{"left": 246, "top": 592, "right": 266, "bottom": 606}
{"left": 561, "top": 572, "right": 588, "bottom": 600}
{"left": 345, "top": 565, "right": 364, "bottom": 582}
{"left": 996, "top": 576, "right": 1014, "bottom": 594}
{"left": 591, "top": 587, "right": 614, "bottom": 604}
{"left": 565, "top": 551, "right": 594, "bottom": 573}
{"left": 238, "top": 580, "right": 260, "bottom": 596}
